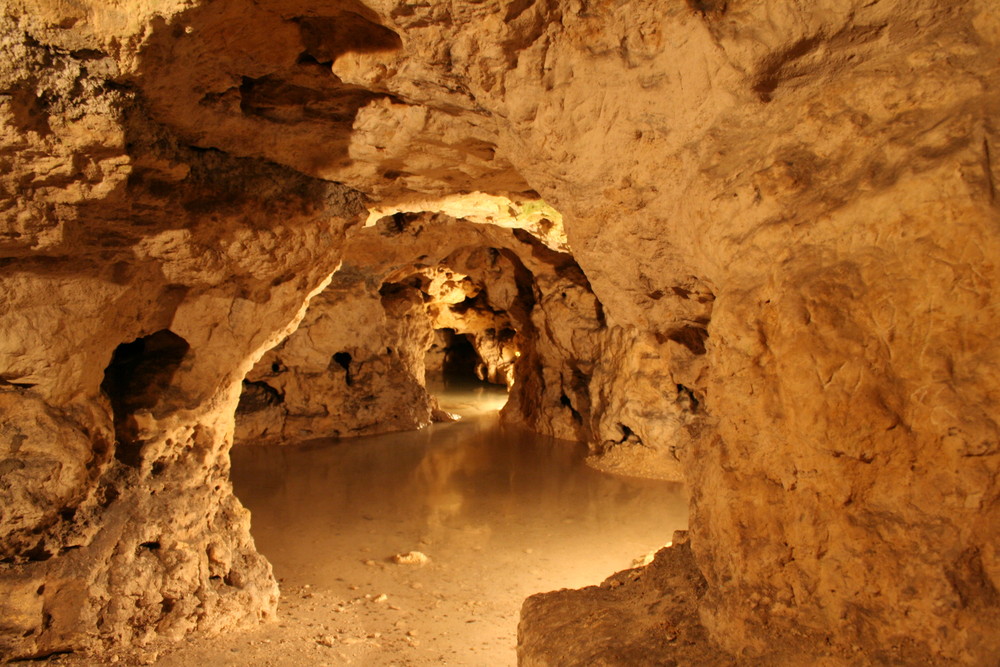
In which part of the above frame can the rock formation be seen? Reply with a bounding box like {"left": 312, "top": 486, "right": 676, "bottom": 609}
{"left": 2, "top": 0, "right": 998, "bottom": 664}
{"left": 235, "top": 211, "right": 610, "bottom": 446}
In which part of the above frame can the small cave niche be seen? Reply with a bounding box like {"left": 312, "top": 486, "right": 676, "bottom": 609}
{"left": 101, "top": 330, "right": 190, "bottom": 467}
{"left": 236, "top": 380, "right": 283, "bottom": 415}
{"left": 331, "top": 351, "right": 354, "bottom": 386}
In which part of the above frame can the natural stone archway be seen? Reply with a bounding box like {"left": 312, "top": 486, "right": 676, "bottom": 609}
{"left": 234, "top": 211, "right": 612, "bottom": 447}
{"left": 2, "top": 0, "right": 999, "bottom": 665}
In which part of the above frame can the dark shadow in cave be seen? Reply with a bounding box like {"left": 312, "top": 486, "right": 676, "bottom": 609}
{"left": 101, "top": 329, "right": 190, "bottom": 467}
{"left": 439, "top": 329, "right": 484, "bottom": 389}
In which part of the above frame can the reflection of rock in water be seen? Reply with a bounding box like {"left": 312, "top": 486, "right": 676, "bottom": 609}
{"left": 428, "top": 378, "right": 510, "bottom": 419}
{"left": 230, "top": 408, "right": 688, "bottom": 663}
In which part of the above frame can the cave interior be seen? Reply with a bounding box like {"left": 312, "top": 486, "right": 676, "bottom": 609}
{"left": 1, "top": 0, "right": 999, "bottom": 665}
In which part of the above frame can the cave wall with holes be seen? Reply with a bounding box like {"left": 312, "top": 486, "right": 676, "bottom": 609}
{"left": 3, "top": 0, "right": 1000, "bottom": 664}
{"left": 0, "top": 9, "right": 368, "bottom": 655}
{"left": 235, "top": 211, "right": 615, "bottom": 447}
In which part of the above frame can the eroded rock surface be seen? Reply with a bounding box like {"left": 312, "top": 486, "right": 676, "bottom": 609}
{"left": 235, "top": 212, "right": 611, "bottom": 445}
{"left": 0, "top": 16, "right": 366, "bottom": 656}
{"left": 2, "top": 0, "right": 999, "bottom": 664}
{"left": 518, "top": 533, "right": 731, "bottom": 667}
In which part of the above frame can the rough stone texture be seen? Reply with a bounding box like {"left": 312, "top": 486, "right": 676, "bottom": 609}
{"left": 236, "top": 267, "right": 437, "bottom": 443}
{"left": 518, "top": 532, "right": 731, "bottom": 667}
{"left": 235, "top": 212, "right": 609, "bottom": 445}
{"left": 2, "top": 0, "right": 999, "bottom": 664}
{"left": 0, "top": 14, "right": 366, "bottom": 657}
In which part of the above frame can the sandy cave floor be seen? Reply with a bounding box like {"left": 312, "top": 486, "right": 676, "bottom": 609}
{"left": 37, "top": 384, "right": 688, "bottom": 666}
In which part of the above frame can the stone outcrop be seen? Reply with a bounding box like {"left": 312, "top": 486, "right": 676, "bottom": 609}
{"left": 0, "top": 15, "right": 367, "bottom": 656}
{"left": 2, "top": 0, "right": 999, "bottom": 664}
{"left": 518, "top": 532, "right": 730, "bottom": 667}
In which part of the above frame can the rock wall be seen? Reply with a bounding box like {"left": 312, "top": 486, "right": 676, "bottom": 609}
{"left": 235, "top": 212, "right": 609, "bottom": 446}
{"left": 2, "top": 0, "right": 999, "bottom": 664}
{"left": 236, "top": 266, "right": 438, "bottom": 443}
{"left": 0, "top": 15, "right": 366, "bottom": 656}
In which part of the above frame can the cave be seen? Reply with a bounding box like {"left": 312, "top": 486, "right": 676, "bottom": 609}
{"left": 2, "top": 2, "right": 999, "bottom": 666}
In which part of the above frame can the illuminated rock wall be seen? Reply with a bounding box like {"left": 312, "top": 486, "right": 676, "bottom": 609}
{"left": 2, "top": 0, "right": 998, "bottom": 663}
{"left": 235, "top": 213, "right": 607, "bottom": 446}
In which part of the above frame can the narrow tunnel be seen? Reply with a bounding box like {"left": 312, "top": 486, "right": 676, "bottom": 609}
{"left": 434, "top": 328, "right": 482, "bottom": 386}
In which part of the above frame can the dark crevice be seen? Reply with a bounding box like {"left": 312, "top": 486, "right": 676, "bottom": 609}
{"left": 100, "top": 330, "right": 190, "bottom": 468}
{"left": 237, "top": 380, "right": 284, "bottom": 414}
{"left": 560, "top": 393, "right": 583, "bottom": 423}
{"left": 23, "top": 542, "right": 52, "bottom": 562}
{"left": 18, "top": 649, "right": 74, "bottom": 661}
{"left": 676, "top": 384, "right": 701, "bottom": 413}
{"left": 0, "top": 377, "right": 36, "bottom": 390}
{"left": 657, "top": 325, "right": 709, "bottom": 355}
{"left": 618, "top": 423, "right": 635, "bottom": 443}
{"left": 331, "top": 351, "right": 353, "bottom": 386}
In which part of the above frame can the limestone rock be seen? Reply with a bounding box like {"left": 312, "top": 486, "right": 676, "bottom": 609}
{"left": 1, "top": 0, "right": 998, "bottom": 664}
{"left": 236, "top": 212, "right": 609, "bottom": 446}
{"left": 0, "top": 17, "right": 366, "bottom": 657}
{"left": 518, "top": 533, "right": 730, "bottom": 667}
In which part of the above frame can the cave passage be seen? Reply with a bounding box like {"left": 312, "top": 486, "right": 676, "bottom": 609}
{"left": 426, "top": 326, "right": 513, "bottom": 416}
{"left": 438, "top": 329, "right": 483, "bottom": 387}
{"left": 226, "top": 389, "right": 688, "bottom": 665}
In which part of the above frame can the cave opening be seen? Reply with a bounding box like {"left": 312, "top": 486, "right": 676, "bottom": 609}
{"left": 220, "top": 231, "right": 688, "bottom": 665}
{"left": 438, "top": 328, "right": 482, "bottom": 386}
{"left": 100, "top": 329, "right": 190, "bottom": 467}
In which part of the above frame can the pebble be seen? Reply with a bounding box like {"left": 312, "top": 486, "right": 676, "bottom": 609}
{"left": 393, "top": 551, "right": 429, "bottom": 565}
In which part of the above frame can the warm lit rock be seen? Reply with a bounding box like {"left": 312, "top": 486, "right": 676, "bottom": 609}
{"left": 518, "top": 532, "right": 729, "bottom": 666}
{"left": 0, "top": 18, "right": 366, "bottom": 656}
{"left": 2, "top": 0, "right": 998, "bottom": 664}
{"left": 236, "top": 212, "right": 608, "bottom": 445}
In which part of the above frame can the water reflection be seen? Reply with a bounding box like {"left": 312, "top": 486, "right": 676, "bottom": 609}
{"left": 231, "top": 386, "right": 688, "bottom": 664}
